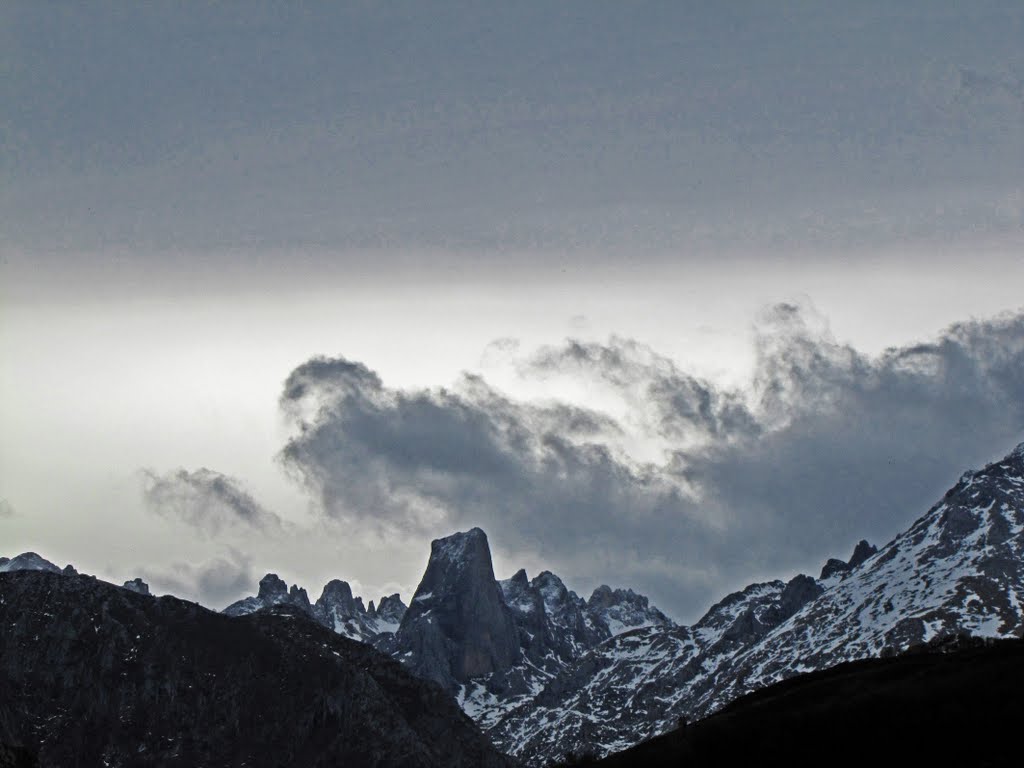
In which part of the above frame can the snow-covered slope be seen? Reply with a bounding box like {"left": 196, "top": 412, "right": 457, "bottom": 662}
{"left": 488, "top": 574, "right": 821, "bottom": 764}
{"left": 692, "top": 442, "right": 1024, "bottom": 714}
{"left": 487, "top": 442, "right": 1024, "bottom": 765}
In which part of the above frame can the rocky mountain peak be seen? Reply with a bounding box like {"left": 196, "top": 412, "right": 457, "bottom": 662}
{"left": 225, "top": 573, "right": 314, "bottom": 618}
{"left": 0, "top": 552, "right": 62, "bottom": 574}
{"left": 509, "top": 568, "right": 530, "bottom": 589}
{"left": 257, "top": 573, "right": 288, "bottom": 601}
{"left": 123, "top": 578, "right": 150, "bottom": 595}
{"left": 316, "top": 579, "right": 358, "bottom": 615}
{"left": 288, "top": 584, "right": 311, "bottom": 611}
{"left": 396, "top": 528, "right": 520, "bottom": 691}
{"left": 587, "top": 584, "right": 675, "bottom": 636}
{"left": 376, "top": 594, "right": 406, "bottom": 622}
{"left": 777, "top": 574, "right": 823, "bottom": 620}
{"left": 587, "top": 584, "right": 620, "bottom": 611}
{"left": 849, "top": 539, "right": 878, "bottom": 568}
{"left": 531, "top": 570, "right": 565, "bottom": 596}
{"left": 820, "top": 539, "right": 879, "bottom": 579}
{"left": 429, "top": 526, "right": 490, "bottom": 568}
{"left": 820, "top": 558, "right": 849, "bottom": 580}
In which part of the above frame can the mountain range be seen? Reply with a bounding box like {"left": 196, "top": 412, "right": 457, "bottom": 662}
{"left": 2, "top": 441, "right": 1022, "bottom": 765}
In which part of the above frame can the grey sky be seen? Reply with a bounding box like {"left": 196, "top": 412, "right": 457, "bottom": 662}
{"left": 1, "top": 2, "right": 1022, "bottom": 619}
{"left": 3, "top": 1, "right": 1021, "bottom": 256}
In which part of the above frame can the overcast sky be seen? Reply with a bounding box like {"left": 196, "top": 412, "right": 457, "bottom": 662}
{"left": 1, "top": 2, "right": 1022, "bottom": 621}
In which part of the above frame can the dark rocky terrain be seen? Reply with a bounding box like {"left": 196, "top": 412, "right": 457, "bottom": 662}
{"left": 568, "top": 635, "right": 1024, "bottom": 768}
{"left": 0, "top": 569, "right": 515, "bottom": 768}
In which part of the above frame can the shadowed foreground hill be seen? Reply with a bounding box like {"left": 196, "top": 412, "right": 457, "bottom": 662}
{"left": 0, "top": 570, "right": 515, "bottom": 768}
{"left": 569, "top": 636, "right": 1024, "bottom": 768}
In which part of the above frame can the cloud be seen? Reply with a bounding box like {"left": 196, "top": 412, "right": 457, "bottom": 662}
{"left": 141, "top": 467, "right": 285, "bottom": 536}
{"left": 279, "top": 359, "right": 640, "bottom": 536}
{"left": 524, "top": 335, "right": 761, "bottom": 447}
{"left": 278, "top": 307, "right": 1024, "bottom": 620}
{"left": 140, "top": 549, "right": 255, "bottom": 609}
{"left": 0, "top": 499, "right": 14, "bottom": 518}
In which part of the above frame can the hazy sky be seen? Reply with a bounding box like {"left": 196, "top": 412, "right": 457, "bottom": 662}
{"left": 2, "top": 2, "right": 1022, "bottom": 621}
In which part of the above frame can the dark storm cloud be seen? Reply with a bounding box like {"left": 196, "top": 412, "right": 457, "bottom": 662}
{"left": 279, "top": 308, "right": 1024, "bottom": 619}
{"left": 141, "top": 468, "right": 285, "bottom": 536}
{"left": 672, "top": 306, "right": 1024, "bottom": 579}
{"left": 140, "top": 550, "right": 255, "bottom": 609}
{"left": 279, "top": 358, "right": 638, "bottom": 539}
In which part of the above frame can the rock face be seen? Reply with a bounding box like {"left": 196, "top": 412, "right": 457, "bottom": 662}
{"left": 587, "top": 585, "right": 675, "bottom": 636}
{"left": 819, "top": 539, "right": 878, "bottom": 580}
{"left": 0, "top": 552, "right": 62, "bottom": 574}
{"left": 396, "top": 528, "right": 521, "bottom": 693}
{"left": 122, "top": 577, "right": 150, "bottom": 595}
{"left": 225, "top": 570, "right": 408, "bottom": 645}
{"left": 848, "top": 539, "right": 878, "bottom": 568}
{"left": 374, "top": 593, "right": 407, "bottom": 632}
{"left": 487, "top": 442, "right": 1024, "bottom": 765}
{"left": 223, "top": 572, "right": 313, "bottom": 617}
{"left": 0, "top": 569, "right": 514, "bottom": 768}
{"left": 395, "top": 533, "right": 679, "bottom": 729}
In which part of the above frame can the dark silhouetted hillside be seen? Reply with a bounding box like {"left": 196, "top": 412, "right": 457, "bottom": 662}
{"left": 0, "top": 570, "right": 515, "bottom": 768}
{"left": 561, "top": 636, "right": 1024, "bottom": 768}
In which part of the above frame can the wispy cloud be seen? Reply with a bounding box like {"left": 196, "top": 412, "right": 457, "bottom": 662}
{"left": 141, "top": 468, "right": 286, "bottom": 536}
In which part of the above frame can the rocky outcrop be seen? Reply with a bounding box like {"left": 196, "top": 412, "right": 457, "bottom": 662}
{"left": 373, "top": 593, "right": 407, "bottom": 632}
{"left": 848, "top": 539, "right": 878, "bottom": 568}
{"left": 223, "top": 572, "right": 315, "bottom": 618}
{"left": 0, "top": 569, "right": 515, "bottom": 768}
{"left": 820, "top": 558, "right": 850, "bottom": 580}
{"left": 313, "top": 579, "right": 380, "bottom": 641}
{"left": 395, "top": 528, "right": 521, "bottom": 693}
{"left": 0, "top": 553, "right": 62, "bottom": 574}
{"left": 122, "top": 577, "right": 150, "bottom": 595}
{"left": 587, "top": 585, "right": 674, "bottom": 636}
{"left": 819, "top": 539, "right": 878, "bottom": 580}
{"left": 224, "top": 572, "right": 407, "bottom": 646}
